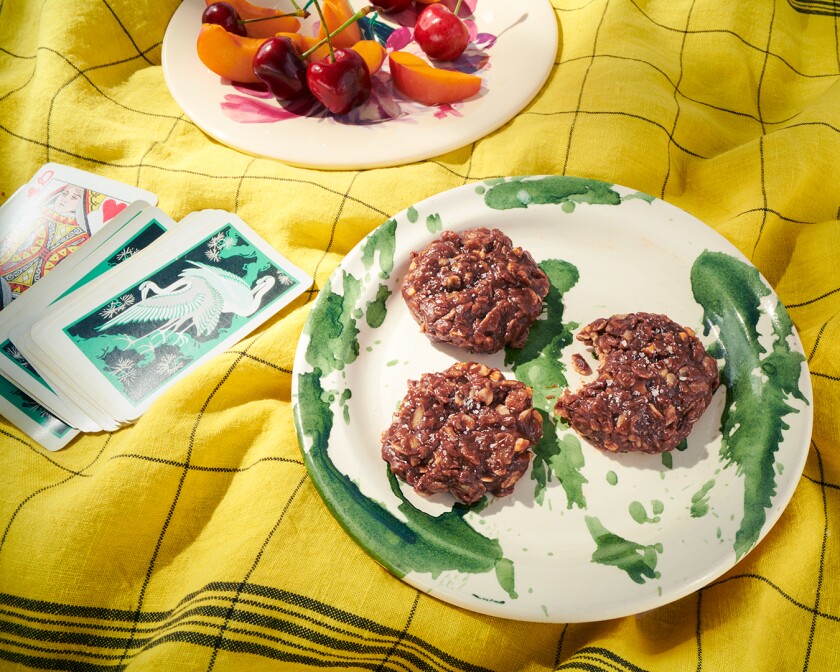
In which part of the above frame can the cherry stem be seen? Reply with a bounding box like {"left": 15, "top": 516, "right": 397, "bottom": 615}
{"left": 454, "top": 0, "right": 464, "bottom": 15}
{"left": 238, "top": 9, "right": 309, "bottom": 25}
{"left": 309, "top": 0, "right": 334, "bottom": 62}
{"left": 301, "top": 5, "right": 374, "bottom": 60}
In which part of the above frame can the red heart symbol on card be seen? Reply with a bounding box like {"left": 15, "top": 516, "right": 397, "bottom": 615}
{"left": 102, "top": 199, "right": 127, "bottom": 222}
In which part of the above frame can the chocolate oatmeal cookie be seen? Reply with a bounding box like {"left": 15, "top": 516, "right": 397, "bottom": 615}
{"left": 401, "top": 227, "right": 549, "bottom": 354}
{"left": 381, "top": 362, "right": 543, "bottom": 504}
{"left": 555, "top": 312, "right": 719, "bottom": 454}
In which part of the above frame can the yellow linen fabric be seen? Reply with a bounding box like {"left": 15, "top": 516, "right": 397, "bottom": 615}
{"left": 1, "top": 0, "right": 839, "bottom": 670}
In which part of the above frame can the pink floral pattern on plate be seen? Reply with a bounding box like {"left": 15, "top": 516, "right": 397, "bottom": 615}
{"left": 219, "top": 0, "right": 495, "bottom": 126}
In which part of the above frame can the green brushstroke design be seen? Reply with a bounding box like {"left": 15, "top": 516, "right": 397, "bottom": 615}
{"left": 505, "top": 259, "right": 587, "bottom": 508}
{"left": 629, "top": 500, "right": 663, "bottom": 524}
{"left": 690, "top": 480, "right": 716, "bottom": 518}
{"left": 585, "top": 516, "right": 662, "bottom": 584}
{"left": 304, "top": 271, "right": 361, "bottom": 373}
{"left": 361, "top": 218, "right": 396, "bottom": 328}
{"left": 296, "top": 220, "right": 517, "bottom": 596}
{"left": 361, "top": 218, "right": 396, "bottom": 279}
{"left": 484, "top": 176, "right": 622, "bottom": 213}
{"left": 365, "top": 284, "right": 390, "bottom": 329}
{"left": 426, "top": 213, "right": 442, "bottom": 233}
{"left": 691, "top": 251, "right": 808, "bottom": 559}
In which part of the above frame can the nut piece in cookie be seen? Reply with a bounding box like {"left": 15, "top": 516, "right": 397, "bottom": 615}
{"left": 555, "top": 312, "right": 719, "bottom": 454}
{"left": 401, "top": 227, "right": 549, "bottom": 354}
{"left": 381, "top": 362, "right": 543, "bottom": 504}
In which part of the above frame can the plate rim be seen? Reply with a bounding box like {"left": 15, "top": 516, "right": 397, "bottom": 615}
{"left": 291, "top": 175, "right": 814, "bottom": 622}
{"left": 161, "top": 0, "right": 560, "bottom": 169}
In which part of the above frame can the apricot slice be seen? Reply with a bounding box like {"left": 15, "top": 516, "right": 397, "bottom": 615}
{"left": 204, "top": 0, "right": 301, "bottom": 38}
{"left": 351, "top": 40, "right": 386, "bottom": 74}
{"left": 389, "top": 50, "right": 481, "bottom": 105}
{"left": 196, "top": 23, "right": 266, "bottom": 84}
{"left": 317, "top": 0, "right": 362, "bottom": 48}
{"left": 275, "top": 31, "right": 310, "bottom": 53}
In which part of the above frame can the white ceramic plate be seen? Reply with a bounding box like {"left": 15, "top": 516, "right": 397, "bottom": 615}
{"left": 292, "top": 176, "right": 813, "bottom": 622}
{"left": 161, "top": 0, "right": 558, "bottom": 169}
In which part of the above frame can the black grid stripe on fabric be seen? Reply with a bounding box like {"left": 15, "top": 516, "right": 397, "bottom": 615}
{"left": 114, "top": 344, "right": 260, "bottom": 668}
{"left": 375, "top": 593, "right": 420, "bottom": 672}
{"left": 756, "top": 0, "right": 777, "bottom": 134}
{"left": 660, "top": 0, "right": 696, "bottom": 199}
{"left": 0, "top": 428, "right": 89, "bottom": 476}
{"left": 554, "top": 623, "right": 568, "bottom": 668}
{"left": 703, "top": 573, "right": 840, "bottom": 622}
{"left": 426, "top": 162, "right": 506, "bottom": 181}
{"left": 0, "top": 436, "right": 110, "bottom": 554}
{"left": 225, "top": 350, "right": 293, "bottom": 374}
{"left": 786, "top": 287, "right": 840, "bottom": 309}
{"left": 233, "top": 157, "right": 258, "bottom": 214}
{"left": 628, "top": 0, "right": 840, "bottom": 79}
{"left": 205, "top": 472, "right": 309, "bottom": 672}
{"left": 802, "top": 442, "right": 830, "bottom": 671}
{"left": 788, "top": 0, "right": 840, "bottom": 17}
{"left": 803, "top": 474, "right": 840, "bottom": 492}
{"left": 561, "top": 0, "right": 610, "bottom": 176}
{"left": 751, "top": 137, "right": 770, "bottom": 257}
{"left": 524, "top": 108, "right": 707, "bottom": 160}
{"left": 807, "top": 319, "right": 832, "bottom": 362}
{"left": 734, "top": 208, "right": 816, "bottom": 225}
{"left": 556, "top": 53, "right": 801, "bottom": 126}
{"left": 750, "top": 1, "right": 778, "bottom": 257}
{"left": 695, "top": 591, "right": 703, "bottom": 672}
{"left": 108, "top": 453, "right": 304, "bottom": 471}
{"left": 810, "top": 371, "right": 840, "bottom": 381}
{"left": 134, "top": 111, "right": 185, "bottom": 189}
{"left": 305, "top": 171, "right": 361, "bottom": 302}
{"left": 0, "top": 585, "right": 494, "bottom": 672}
{"left": 554, "top": 645, "right": 651, "bottom": 672}
{"left": 100, "top": 0, "right": 155, "bottom": 66}
{"left": 41, "top": 44, "right": 167, "bottom": 164}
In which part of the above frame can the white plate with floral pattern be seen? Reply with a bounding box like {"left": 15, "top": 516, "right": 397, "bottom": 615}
{"left": 162, "top": 0, "right": 558, "bottom": 169}
{"left": 292, "top": 176, "right": 813, "bottom": 622}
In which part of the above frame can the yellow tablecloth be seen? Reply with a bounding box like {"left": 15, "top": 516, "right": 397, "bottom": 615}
{"left": 1, "top": 0, "right": 839, "bottom": 670}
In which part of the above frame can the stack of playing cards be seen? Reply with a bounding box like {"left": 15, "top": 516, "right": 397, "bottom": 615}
{"left": 0, "top": 163, "right": 310, "bottom": 450}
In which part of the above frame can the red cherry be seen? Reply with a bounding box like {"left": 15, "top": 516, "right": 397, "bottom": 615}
{"left": 371, "top": 0, "right": 413, "bottom": 12}
{"left": 201, "top": 2, "right": 246, "bottom": 37}
{"left": 253, "top": 37, "right": 310, "bottom": 101}
{"left": 306, "top": 48, "right": 372, "bottom": 115}
{"left": 414, "top": 4, "right": 469, "bottom": 61}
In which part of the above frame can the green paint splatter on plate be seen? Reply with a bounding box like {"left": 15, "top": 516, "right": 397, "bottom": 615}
{"left": 304, "top": 271, "right": 361, "bottom": 373}
{"left": 629, "top": 500, "right": 663, "bottom": 524}
{"left": 365, "top": 284, "right": 391, "bottom": 329}
{"left": 361, "top": 218, "right": 396, "bottom": 279}
{"left": 426, "top": 213, "right": 442, "bottom": 233}
{"left": 691, "top": 251, "right": 808, "bottom": 559}
{"left": 690, "top": 479, "right": 716, "bottom": 518}
{"left": 505, "top": 259, "right": 587, "bottom": 508}
{"left": 585, "top": 516, "right": 663, "bottom": 584}
{"left": 484, "top": 176, "right": 623, "bottom": 213}
{"left": 296, "top": 252, "right": 517, "bottom": 595}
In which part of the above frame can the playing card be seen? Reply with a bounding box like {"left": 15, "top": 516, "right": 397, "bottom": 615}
{"left": 0, "top": 376, "right": 79, "bottom": 451}
{"left": 0, "top": 163, "right": 157, "bottom": 310}
{"left": 1, "top": 204, "right": 176, "bottom": 433}
{"left": 29, "top": 211, "right": 311, "bottom": 424}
